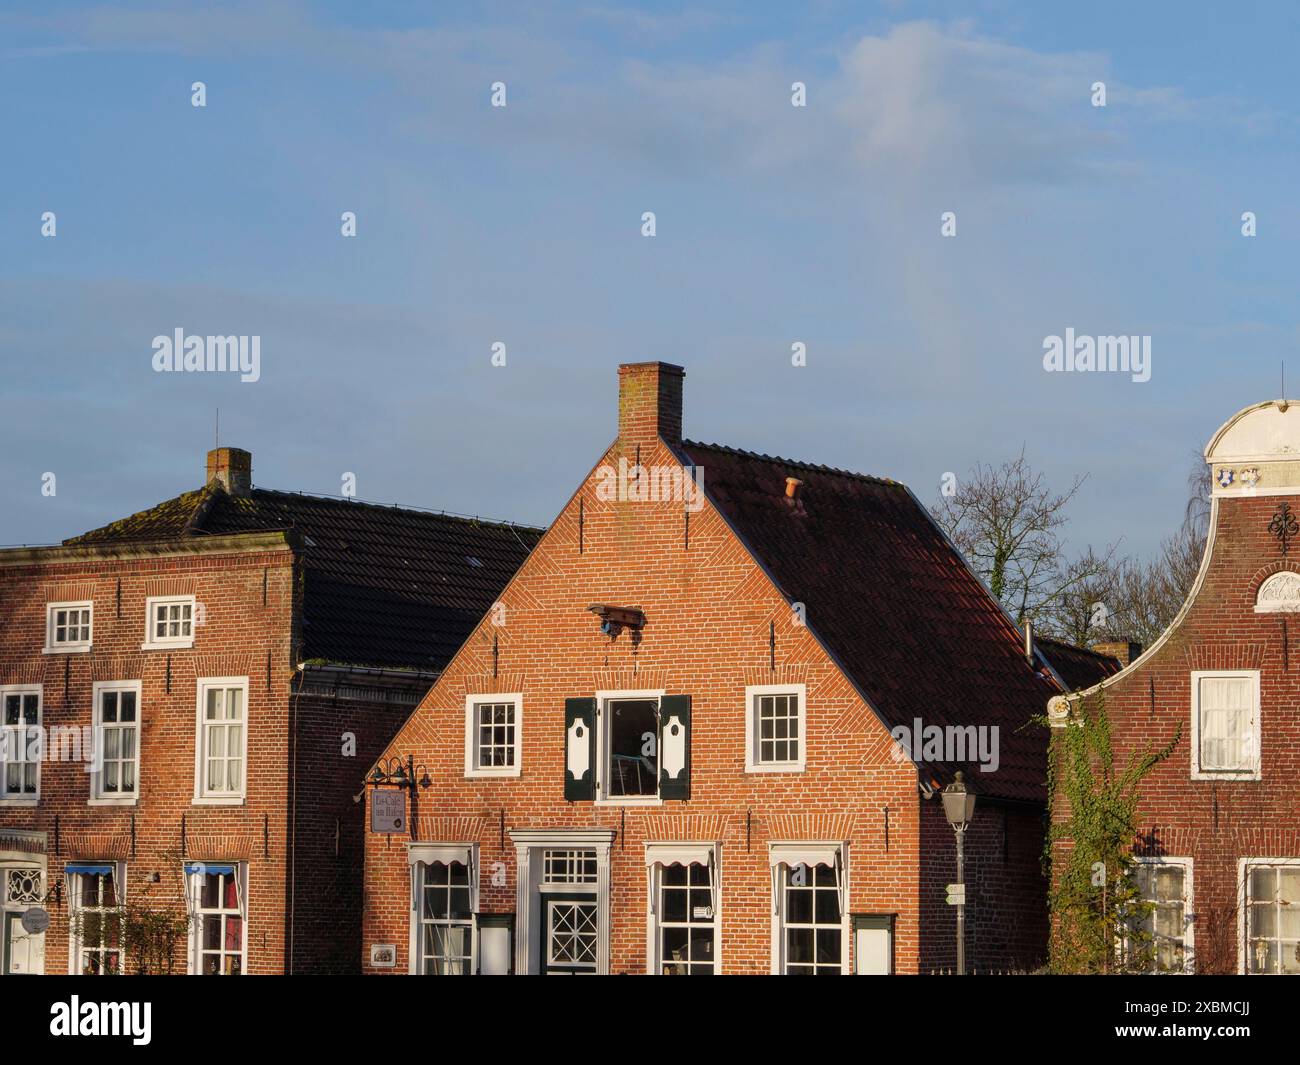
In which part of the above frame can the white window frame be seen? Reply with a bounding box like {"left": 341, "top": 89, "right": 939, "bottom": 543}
{"left": 66, "top": 861, "right": 126, "bottom": 975}
{"left": 594, "top": 688, "right": 665, "bottom": 805}
{"left": 768, "top": 841, "right": 849, "bottom": 975}
{"left": 463, "top": 693, "right": 522, "bottom": 778}
{"left": 184, "top": 861, "right": 247, "bottom": 975}
{"left": 745, "top": 683, "right": 807, "bottom": 773}
{"left": 1190, "top": 670, "right": 1261, "bottom": 780}
{"left": 193, "top": 677, "right": 248, "bottom": 805}
{"left": 407, "top": 843, "right": 479, "bottom": 975}
{"left": 1238, "top": 856, "right": 1300, "bottom": 975}
{"left": 141, "top": 595, "right": 197, "bottom": 650}
{"left": 0, "top": 685, "right": 42, "bottom": 807}
{"left": 90, "top": 681, "right": 141, "bottom": 806}
{"left": 1126, "top": 856, "right": 1194, "bottom": 973}
{"left": 44, "top": 600, "right": 92, "bottom": 654}
{"left": 644, "top": 842, "right": 720, "bottom": 975}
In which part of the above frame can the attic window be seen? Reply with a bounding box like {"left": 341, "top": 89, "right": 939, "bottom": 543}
{"left": 303, "top": 536, "right": 318, "bottom": 548}
{"left": 466, "top": 556, "right": 484, "bottom": 568}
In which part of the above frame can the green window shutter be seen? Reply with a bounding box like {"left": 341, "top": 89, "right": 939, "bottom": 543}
{"left": 564, "top": 697, "right": 597, "bottom": 801}
{"left": 659, "top": 694, "right": 691, "bottom": 801}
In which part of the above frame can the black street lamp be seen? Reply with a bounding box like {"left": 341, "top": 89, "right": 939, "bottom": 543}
{"left": 942, "top": 771, "right": 977, "bottom": 975}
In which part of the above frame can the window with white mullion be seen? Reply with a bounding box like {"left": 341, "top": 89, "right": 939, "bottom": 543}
{"left": 1246, "top": 863, "right": 1300, "bottom": 975}
{"left": 781, "top": 863, "right": 842, "bottom": 975}
{"left": 187, "top": 864, "right": 245, "bottom": 975}
{"left": 417, "top": 862, "right": 473, "bottom": 974}
{"left": 1, "top": 689, "right": 41, "bottom": 800}
{"left": 69, "top": 865, "right": 124, "bottom": 976}
{"left": 144, "top": 596, "right": 195, "bottom": 648}
{"left": 46, "top": 602, "right": 92, "bottom": 652}
{"left": 542, "top": 849, "right": 597, "bottom": 884}
{"left": 476, "top": 702, "right": 514, "bottom": 768}
{"left": 1125, "top": 860, "right": 1191, "bottom": 973}
{"left": 657, "top": 863, "right": 716, "bottom": 975}
{"left": 93, "top": 684, "right": 139, "bottom": 801}
{"left": 196, "top": 680, "right": 246, "bottom": 800}
{"left": 1192, "top": 671, "right": 1259, "bottom": 778}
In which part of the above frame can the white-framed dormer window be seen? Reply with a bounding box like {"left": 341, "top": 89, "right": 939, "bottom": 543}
{"left": 142, "top": 595, "right": 196, "bottom": 650}
{"left": 194, "top": 678, "right": 247, "bottom": 804}
{"left": 1191, "top": 670, "right": 1261, "bottom": 780}
{"left": 0, "top": 686, "right": 41, "bottom": 805}
{"left": 1124, "top": 857, "right": 1194, "bottom": 973}
{"left": 768, "top": 842, "right": 848, "bottom": 974}
{"left": 67, "top": 861, "right": 125, "bottom": 975}
{"left": 184, "top": 861, "right": 246, "bottom": 975}
{"left": 745, "top": 683, "right": 807, "bottom": 773}
{"left": 44, "top": 601, "right": 92, "bottom": 654}
{"left": 91, "top": 681, "right": 140, "bottom": 805}
{"left": 463, "top": 693, "right": 522, "bottom": 778}
{"left": 645, "top": 843, "right": 719, "bottom": 975}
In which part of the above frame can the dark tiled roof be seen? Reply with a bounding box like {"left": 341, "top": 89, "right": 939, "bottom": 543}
{"left": 680, "top": 440, "right": 1064, "bottom": 803}
{"left": 1035, "top": 637, "right": 1122, "bottom": 692}
{"left": 67, "top": 487, "right": 543, "bottom": 672}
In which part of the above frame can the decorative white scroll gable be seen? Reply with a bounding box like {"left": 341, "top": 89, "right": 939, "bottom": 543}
{"left": 1254, "top": 571, "right": 1300, "bottom": 613}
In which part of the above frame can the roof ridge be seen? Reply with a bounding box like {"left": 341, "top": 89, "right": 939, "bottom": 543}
{"left": 682, "top": 439, "right": 900, "bottom": 487}
{"left": 246, "top": 487, "right": 545, "bottom": 534}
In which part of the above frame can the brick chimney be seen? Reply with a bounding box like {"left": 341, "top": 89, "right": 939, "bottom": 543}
{"left": 206, "top": 447, "right": 252, "bottom": 496}
{"left": 1092, "top": 639, "right": 1142, "bottom": 667}
{"left": 618, "top": 362, "right": 684, "bottom": 448}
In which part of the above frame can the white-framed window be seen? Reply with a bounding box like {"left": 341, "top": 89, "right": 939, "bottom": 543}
{"left": 769, "top": 842, "right": 848, "bottom": 974}
{"left": 645, "top": 844, "right": 718, "bottom": 975}
{"left": 194, "top": 677, "right": 247, "bottom": 804}
{"left": 745, "top": 683, "right": 807, "bottom": 772}
{"left": 408, "top": 844, "right": 478, "bottom": 975}
{"left": 543, "top": 849, "right": 598, "bottom": 885}
{"left": 595, "top": 688, "right": 664, "bottom": 802}
{"left": 1124, "top": 858, "right": 1193, "bottom": 973}
{"left": 1190, "top": 671, "right": 1260, "bottom": 780}
{"left": 1241, "top": 858, "right": 1300, "bottom": 975}
{"left": 91, "top": 681, "right": 140, "bottom": 804}
{"left": 44, "top": 601, "right": 92, "bottom": 654}
{"left": 142, "top": 595, "right": 196, "bottom": 650}
{"left": 67, "top": 862, "right": 124, "bottom": 975}
{"left": 463, "top": 693, "right": 522, "bottom": 777}
{"left": 0, "top": 686, "right": 41, "bottom": 804}
{"left": 184, "top": 862, "right": 246, "bottom": 975}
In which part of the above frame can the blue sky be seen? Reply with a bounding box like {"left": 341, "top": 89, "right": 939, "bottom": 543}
{"left": 3, "top": 2, "right": 1298, "bottom": 563}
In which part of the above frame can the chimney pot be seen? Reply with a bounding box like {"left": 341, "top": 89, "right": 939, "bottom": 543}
{"left": 785, "top": 477, "right": 803, "bottom": 499}
{"left": 618, "top": 362, "right": 685, "bottom": 448}
{"left": 207, "top": 447, "right": 252, "bottom": 496}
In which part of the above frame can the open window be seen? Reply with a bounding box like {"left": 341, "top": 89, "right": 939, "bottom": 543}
{"left": 566, "top": 691, "right": 690, "bottom": 803}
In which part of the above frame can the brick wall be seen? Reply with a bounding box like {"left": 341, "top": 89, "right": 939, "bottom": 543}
{"left": 1050, "top": 491, "right": 1300, "bottom": 973}
{"left": 361, "top": 417, "right": 1046, "bottom": 974}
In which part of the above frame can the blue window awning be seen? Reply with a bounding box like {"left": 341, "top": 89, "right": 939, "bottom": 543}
{"left": 184, "top": 863, "right": 235, "bottom": 876}
{"left": 65, "top": 863, "right": 113, "bottom": 876}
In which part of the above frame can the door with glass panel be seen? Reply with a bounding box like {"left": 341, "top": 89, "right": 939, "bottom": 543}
{"left": 542, "top": 894, "right": 599, "bottom": 974}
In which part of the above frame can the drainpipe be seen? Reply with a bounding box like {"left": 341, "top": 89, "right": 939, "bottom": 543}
{"left": 1024, "top": 620, "right": 1034, "bottom": 665}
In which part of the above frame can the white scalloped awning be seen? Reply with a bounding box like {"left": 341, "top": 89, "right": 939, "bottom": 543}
{"left": 769, "top": 843, "right": 839, "bottom": 869}
{"left": 644, "top": 843, "right": 713, "bottom": 868}
{"left": 408, "top": 843, "right": 474, "bottom": 868}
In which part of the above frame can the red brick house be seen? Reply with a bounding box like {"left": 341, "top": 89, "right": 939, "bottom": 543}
{"left": 1050, "top": 399, "right": 1300, "bottom": 976}
{"left": 0, "top": 448, "right": 539, "bottom": 975}
{"left": 360, "top": 362, "right": 1115, "bottom": 975}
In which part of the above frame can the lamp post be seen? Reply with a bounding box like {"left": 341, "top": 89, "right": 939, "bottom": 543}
{"left": 942, "top": 771, "right": 977, "bottom": 975}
